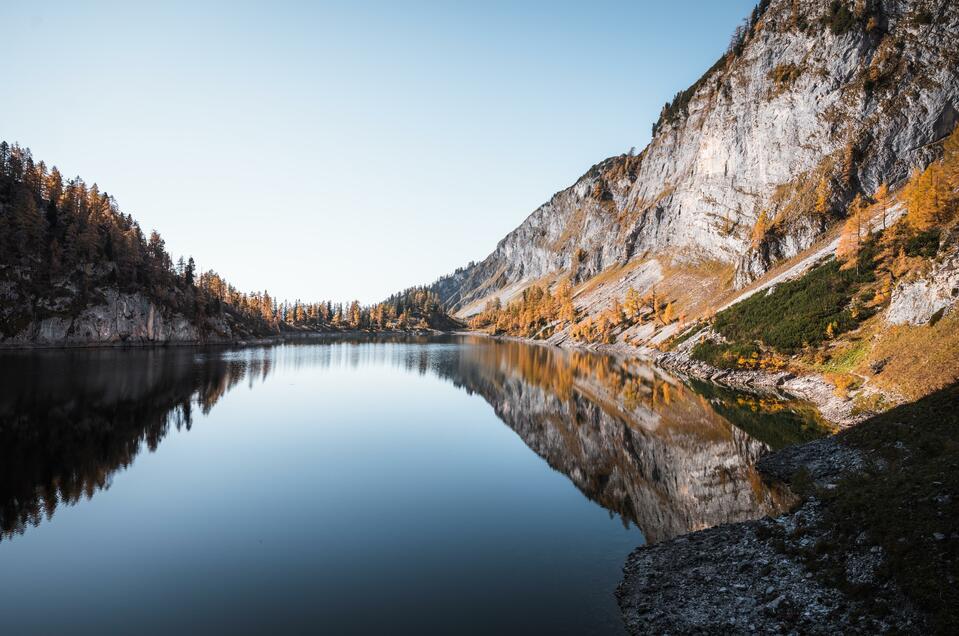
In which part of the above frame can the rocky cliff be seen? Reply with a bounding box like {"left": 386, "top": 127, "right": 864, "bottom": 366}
{"left": 0, "top": 277, "right": 255, "bottom": 347}
{"left": 0, "top": 286, "right": 200, "bottom": 346}
{"left": 887, "top": 242, "right": 959, "bottom": 325}
{"left": 434, "top": 0, "right": 959, "bottom": 319}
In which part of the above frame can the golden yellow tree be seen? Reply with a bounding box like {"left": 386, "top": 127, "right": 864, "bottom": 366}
{"left": 838, "top": 193, "right": 865, "bottom": 271}
{"left": 944, "top": 125, "right": 959, "bottom": 189}
{"left": 891, "top": 247, "right": 908, "bottom": 279}
{"left": 904, "top": 165, "right": 946, "bottom": 230}
{"left": 661, "top": 301, "right": 675, "bottom": 325}
{"left": 557, "top": 280, "right": 576, "bottom": 323}
{"left": 606, "top": 297, "right": 624, "bottom": 327}
{"left": 815, "top": 176, "right": 831, "bottom": 215}
{"left": 597, "top": 314, "right": 613, "bottom": 343}
{"left": 874, "top": 181, "right": 889, "bottom": 229}
{"left": 349, "top": 300, "right": 362, "bottom": 327}
{"left": 751, "top": 210, "right": 770, "bottom": 244}
{"left": 624, "top": 287, "right": 642, "bottom": 321}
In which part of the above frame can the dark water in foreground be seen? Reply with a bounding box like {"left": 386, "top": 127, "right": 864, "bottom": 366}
{"left": 0, "top": 336, "right": 826, "bottom": 635}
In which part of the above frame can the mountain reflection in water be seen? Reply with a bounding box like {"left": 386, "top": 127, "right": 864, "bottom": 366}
{"left": 0, "top": 336, "right": 824, "bottom": 546}
{"left": 428, "top": 338, "right": 824, "bottom": 542}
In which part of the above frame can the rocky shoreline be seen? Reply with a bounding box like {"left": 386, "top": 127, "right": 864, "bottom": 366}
{"left": 614, "top": 389, "right": 959, "bottom": 635}
{"left": 615, "top": 497, "right": 923, "bottom": 635}
{"left": 616, "top": 436, "right": 862, "bottom": 635}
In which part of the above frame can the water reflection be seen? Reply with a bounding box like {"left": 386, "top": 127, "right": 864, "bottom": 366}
{"left": 0, "top": 349, "right": 258, "bottom": 539}
{"left": 425, "top": 337, "right": 821, "bottom": 542}
{"left": 0, "top": 337, "right": 823, "bottom": 543}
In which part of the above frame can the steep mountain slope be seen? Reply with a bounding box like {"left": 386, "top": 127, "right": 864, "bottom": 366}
{"left": 434, "top": 0, "right": 959, "bottom": 318}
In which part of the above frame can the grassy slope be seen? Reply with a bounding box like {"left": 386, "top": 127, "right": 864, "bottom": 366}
{"left": 863, "top": 310, "right": 959, "bottom": 401}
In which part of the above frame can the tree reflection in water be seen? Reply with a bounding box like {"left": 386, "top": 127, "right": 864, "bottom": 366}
{"left": 0, "top": 348, "right": 272, "bottom": 541}
{"left": 0, "top": 337, "right": 825, "bottom": 543}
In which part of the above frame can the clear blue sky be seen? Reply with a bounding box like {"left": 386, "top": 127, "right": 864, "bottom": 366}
{"left": 2, "top": 1, "right": 756, "bottom": 303}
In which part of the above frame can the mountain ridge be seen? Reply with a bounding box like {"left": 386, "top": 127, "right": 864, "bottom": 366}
{"left": 432, "top": 0, "right": 959, "bottom": 317}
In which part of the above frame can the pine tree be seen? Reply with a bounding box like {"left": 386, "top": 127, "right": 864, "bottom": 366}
{"left": 943, "top": 125, "right": 959, "bottom": 189}
{"left": 77, "top": 215, "right": 100, "bottom": 263}
{"left": 13, "top": 188, "right": 45, "bottom": 258}
{"left": 49, "top": 239, "right": 63, "bottom": 277}
{"left": 608, "top": 297, "right": 624, "bottom": 326}
{"left": 185, "top": 257, "right": 196, "bottom": 285}
{"left": 904, "top": 165, "right": 947, "bottom": 230}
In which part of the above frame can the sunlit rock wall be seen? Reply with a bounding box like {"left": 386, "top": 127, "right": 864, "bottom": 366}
{"left": 435, "top": 0, "right": 959, "bottom": 314}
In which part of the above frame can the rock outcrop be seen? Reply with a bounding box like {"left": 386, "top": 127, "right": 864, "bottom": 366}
{"left": 886, "top": 242, "right": 959, "bottom": 325}
{"left": 1, "top": 289, "right": 202, "bottom": 346}
{"left": 0, "top": 284, "right": 238, "bottom": 346}
{"left": 0, "top": 257, "right": 273, "bottom": 347}
{"left": 434, "top": 0, "right": 959, "bottom": 319}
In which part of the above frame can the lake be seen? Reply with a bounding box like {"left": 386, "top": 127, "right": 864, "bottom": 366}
{"left": 0, "top": 336, "right": 825, "bottom": 635}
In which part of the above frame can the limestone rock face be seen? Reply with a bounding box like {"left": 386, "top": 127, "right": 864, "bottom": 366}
{"left": 434, "top": 0, "right": 959, "bottom": 315}
{"left": 3, "top": 289, "right": 208, "bottom": 346}
{"left": 886, "top": 244, "right": 959, "bottom": 325}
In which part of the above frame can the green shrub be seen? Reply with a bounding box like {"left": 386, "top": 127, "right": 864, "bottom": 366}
{"left": 821, "top": 339, "right": 868, "bottom": 373}
{"left": 851, "top": 391, "right": 889, "bottom": 415}
{"left": 713, "top": 256, "right": 875, "bottom": 352}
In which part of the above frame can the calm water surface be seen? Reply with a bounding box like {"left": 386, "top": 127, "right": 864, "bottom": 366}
{"left": 0, "top": 336, "right": 825, "bottom": 635}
